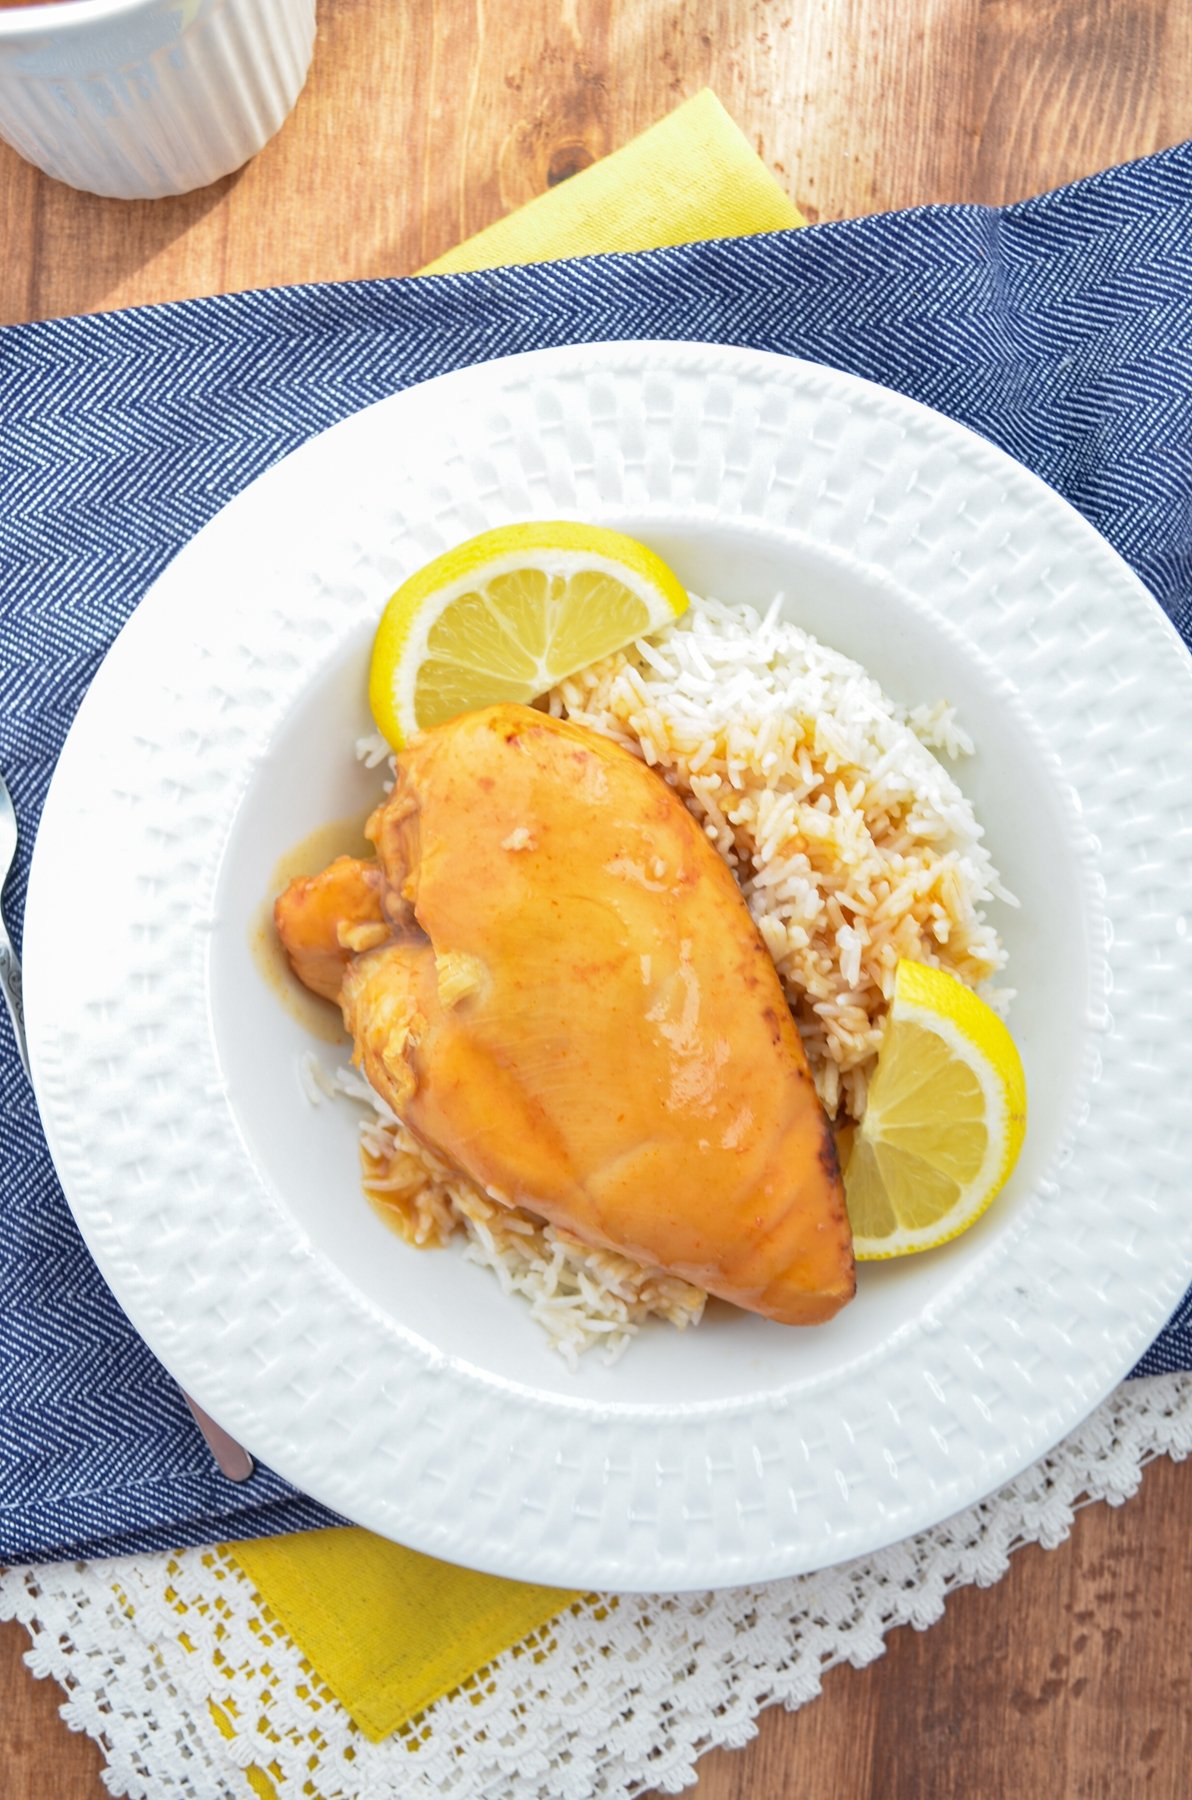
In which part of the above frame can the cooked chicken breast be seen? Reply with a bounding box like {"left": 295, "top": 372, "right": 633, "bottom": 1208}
{"left": 277, "top": 704, "right": 854, "bottom": 1325}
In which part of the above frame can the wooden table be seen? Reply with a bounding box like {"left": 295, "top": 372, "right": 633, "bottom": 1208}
{"left": 2, "top": 2, "right": 1190, "bottom": 1794}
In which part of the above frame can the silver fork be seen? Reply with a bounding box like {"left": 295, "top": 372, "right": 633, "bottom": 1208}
{"left": 0, "top": 772, "right": 29, "bottom": 1078}
{"left": 0, "top": 771, "right": 255, "bottom": 1484}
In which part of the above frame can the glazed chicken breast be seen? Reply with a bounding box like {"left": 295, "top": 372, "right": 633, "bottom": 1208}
{"left": 275, "top": 703, "right": 854, "bottom": 1325}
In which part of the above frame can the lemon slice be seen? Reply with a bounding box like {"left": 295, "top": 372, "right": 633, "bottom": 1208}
{"left": 844, "top": 959, "right": 1027, "bottom": 1260}
{"left": 369, "top": 521, "right": 689, "bottom": 747}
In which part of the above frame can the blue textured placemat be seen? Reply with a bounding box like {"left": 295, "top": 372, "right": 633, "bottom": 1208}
{"left": 3, "top": 142, "right": 1192, "bottom": 1563}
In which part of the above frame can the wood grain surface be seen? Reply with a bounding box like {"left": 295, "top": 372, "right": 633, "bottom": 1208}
{"left": 3, "top": 0, "right": 1191, "bottom": 324}
{"left": 2, "top": 0, "right": 1190, "bottom": 1794}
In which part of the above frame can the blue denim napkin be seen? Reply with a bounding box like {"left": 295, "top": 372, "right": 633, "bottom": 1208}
{"left": 3, "top": 141, "right": 1191, "bottom": 1562}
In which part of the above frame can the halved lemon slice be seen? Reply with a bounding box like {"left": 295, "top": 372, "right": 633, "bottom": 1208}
{"left": 369, "top": 521, "right": 689, "bottom": 747}
{"left": 844, "top": 959, "right": 1027, "bottom": 1260}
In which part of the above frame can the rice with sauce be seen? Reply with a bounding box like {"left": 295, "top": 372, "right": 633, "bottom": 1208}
{"left": 319, "top": 593, "right": 1011, "bottom": 1364}
{"left": 303, "top": 1057, "right": 706, "bottom": 1368}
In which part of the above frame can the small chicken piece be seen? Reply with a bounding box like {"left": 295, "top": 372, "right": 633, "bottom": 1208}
{"left": 339, "top": 704, "right": 854, "bottom": 1326}
{"left": 273, "top": 855, "right": 386, "bottom": 1001}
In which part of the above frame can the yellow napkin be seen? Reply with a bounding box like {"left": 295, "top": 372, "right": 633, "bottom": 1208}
{"left": 225, "top": 86, "right": 802, "bottom": 1747}
{"left": 230, "top": 1528, "right": 577, "bottom": 1742}
{"left": 420, "top": 88, "right": 802, "bottom": 275}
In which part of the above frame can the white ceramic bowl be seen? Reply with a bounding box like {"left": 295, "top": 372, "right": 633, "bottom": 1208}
{"left": 0, "top": 0, "right": 315, "bottom": 198}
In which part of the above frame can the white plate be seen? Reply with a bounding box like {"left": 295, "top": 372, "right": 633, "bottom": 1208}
{"left": 25, "top": 342, "right": 1192, "bottom": 1591}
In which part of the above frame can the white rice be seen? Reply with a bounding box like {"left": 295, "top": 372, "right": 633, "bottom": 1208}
{"left": 318, "top": 593, "right": 1009, "bottom": 1360}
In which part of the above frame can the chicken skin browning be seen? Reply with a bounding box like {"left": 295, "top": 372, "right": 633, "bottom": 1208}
{"left": 276, "top": 704, "right": 854, "bottom": 1325}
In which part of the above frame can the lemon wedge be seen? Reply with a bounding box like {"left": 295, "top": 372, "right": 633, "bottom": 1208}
{"left": 369, "top": 521, "right": 689, "bottom": 747}
{"left": 844, "top": 959, "right": 1027, "bottom": 1260}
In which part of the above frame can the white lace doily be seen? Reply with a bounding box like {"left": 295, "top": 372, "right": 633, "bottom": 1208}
{"left": 3, "top": 1371, "right": 1190, "bottom": 1800}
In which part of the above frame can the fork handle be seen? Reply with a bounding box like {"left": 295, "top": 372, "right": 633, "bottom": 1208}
{"left": 182, "top": 1392, "right": 256, "bottom": 1483}
{"left": 0, "top": 928, "right": 29, "bottom": 1079}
